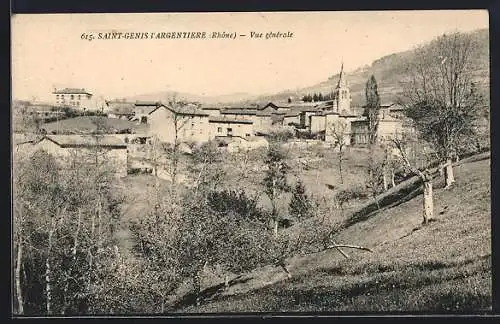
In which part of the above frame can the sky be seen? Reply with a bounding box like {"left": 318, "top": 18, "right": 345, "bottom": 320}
{"left": 11, "top": 10, "right": 489, "bottom": 102}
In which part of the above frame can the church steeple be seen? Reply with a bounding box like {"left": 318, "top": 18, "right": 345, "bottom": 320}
{"left": 337, "top": 61, "right": 348, "bottom": 89}
{"left": 332, "top": 61, "right": 351, "bottom": 114}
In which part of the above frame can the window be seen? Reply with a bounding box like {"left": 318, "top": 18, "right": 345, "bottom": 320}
{"left": 245, "top": 133, "right": 250, "bottom": 137}
{"left": 76, "top": 101, "right": 80, "bottom": 106}
{"left": 56, "top": 95, "right": 59, "bottom": 99}
{"left": 71, "top": 95, "right": 74, "bottom": 100}
{"left": 191, "top": 123, "right": 195, "bottom": 128}
{"left": 227, "top": 128, "right": 233, "bottom": 136}
{"left": 78, "top": 95, "right": 81, "bottom": 100}
{"left": 217, "top": 127, "right": 222, "bottom": 133}
{"left": 61, "top": 95, "right": 65, "bottom": 99}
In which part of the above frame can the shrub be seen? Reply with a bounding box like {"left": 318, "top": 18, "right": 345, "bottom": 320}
{"left": 289, "top": 180, "right": 315, "bottom": 221}
{"left": 207, "top": 189, "right": 266, "bottom": 223}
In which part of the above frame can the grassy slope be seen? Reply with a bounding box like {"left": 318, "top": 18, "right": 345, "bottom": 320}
{"left": 178, "top": 157, "right": 491, "bottom": 313}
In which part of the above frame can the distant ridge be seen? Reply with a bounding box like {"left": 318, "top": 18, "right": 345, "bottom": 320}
{"left": 124, "top": 28, "right": 488, "bottom": 107}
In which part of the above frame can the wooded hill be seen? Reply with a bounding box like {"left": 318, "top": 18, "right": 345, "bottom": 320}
{"left": 241, "top": 29, "right": 489, "bottom": 107}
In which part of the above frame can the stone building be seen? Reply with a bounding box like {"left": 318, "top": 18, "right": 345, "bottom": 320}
{"left": 19, "top": 134, "right": 128, "bottom": 177}
{"left": 53, "top": 88, "right": 98, "bottom": 111}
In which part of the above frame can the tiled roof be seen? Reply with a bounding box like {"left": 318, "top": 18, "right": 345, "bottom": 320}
{"left": 201, "top": 107, "right": 222, "bottom": 110}
{"left": 42, "top": 135, "right": 126, "bottom": 148}
{"left": 134, "top": 106, "right": 157, "bottom": 114}
{"left": 209, "top": 117, "right": 253, "bottom": 124}
{"left": 221, "top": 109, "right": 258, "bottom": 116}
{"left": 149, "top": 104, "right": 209, "bottom": 117}
{"left": 41, "top": 116, "right": 144, "bottom": 134}
{"left": 105, "top": 101, "right": 135, "bottom": 114}
{"left": 134, "top": 101, "right": 160, "bottom": 106}
{"left": 52, "top": 88, "right": 92, "bottom": 95}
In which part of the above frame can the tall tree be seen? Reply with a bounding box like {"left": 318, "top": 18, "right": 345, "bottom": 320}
{"left": 262, "top": 144, "right": 290, "bottom": 238}
{"left": 399, "top": 32, "right": 485, "bottom": 188}
{"left": 364, "top": 75, "right": 381, "bottom": 145}
{"left": 328, "top": 120, "right": 349, "bottom": 184}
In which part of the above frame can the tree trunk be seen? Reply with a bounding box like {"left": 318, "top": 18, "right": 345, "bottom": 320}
{"left": 46, "top": 228, "right": 54, "bottom": 315}
{"left": 15, "top": 239, "right": 24, "bottom": 315}
{"left": 391, "top": 169, "right": 396, "bottom": 188}
{"left": 273, "top": 219, "right": 278, "bottom": 238}
{"left": 383, "top": 172, "right": 388, "bottom": 191}
{"left": 373, "top": 194, "right": 381, "bottom": 211}
{"left": 422, "top": 179, "right": 434, "bottom": 224}
{"left": 444, "top": 158, "right": 455, "bottom": 188}
{"left": 338, "top": 152, "right": 344, "bottom": 184}
{"left": 194, "top": 272, "right": 202, "bottom": 306}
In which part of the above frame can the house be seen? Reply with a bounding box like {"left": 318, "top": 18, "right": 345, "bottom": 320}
{"left": 325, "top": 113, "right": 357, "bottom": 145}
{"left": 147, "top": 104, "right": 211, "bottom": 144}
{"left": 201, "top": 107, "right": 222, "bottom": 117}
{"left": 105, "top": 100, "right": 136, "bottom": 119}
{"left": 309, "top": 113, "right": 327, "bottom": 135}
{"left": 262, "top": 101, "right": 318, "bottom": 112}
{"left": 23, "top": 135, "right": 128, "bottom": 177}
{"left": 288, "top": 63, "right": 408, "bottom": 146}
{"left": 53, "top": 88, "right": 97, "bottom": 111}
{"left": 220, "top": 108, "right": 258, "bottom": 120}
{"left": 209, "top": 116, "right": 254, "bottom": 139}
{"left": 350, "top": 111, "right": 405, "bottom": 145}
{"left": 40, "top": 116, "right": 145, "bottom": 136}
{"left": 300, "top": 108, "right": 323, "bottom": 129}
{"left": 254, "top": 109, "right": 274, "bottom": 130}
{"left": 133, "top": 101, "right": 160, "bottom": 123}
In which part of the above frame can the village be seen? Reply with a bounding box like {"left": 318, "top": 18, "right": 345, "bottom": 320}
{"left": 11, "top": 10, "right": 492, "bottom": 316}
{"left": 13, "top": 64, "right": 409, "bottom": 180}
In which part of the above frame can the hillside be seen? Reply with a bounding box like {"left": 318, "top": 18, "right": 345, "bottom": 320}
{"left": 124, "top": 90, "right": 255, "bottom": 106}
{"left": 175, "top": 155, "right": 491, "bottom": 313}
{"left": 246, "top": 28, "right": 489, "bottom": 107}
{"left": 127, "top": 28, "right": 488, "bottom": 107}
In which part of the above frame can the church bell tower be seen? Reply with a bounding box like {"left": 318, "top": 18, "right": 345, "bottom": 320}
{"left": 332, "top": 62, "right": 351, "bottom": 114}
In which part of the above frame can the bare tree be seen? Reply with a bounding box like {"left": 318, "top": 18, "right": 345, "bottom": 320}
{"left": 262, "top": 144, "right": 291, "bottom": 238}
{"left": 399, "top": 32, "right": 485, "bottom": 189}
{"left": 160, "top": 95, "right": 198, "bottom": 188}
{"left": 328, "top": 120, "right": 349, "bottom": 184}
{"left": 391, "top": 134, "right": 434, "bottom": 224}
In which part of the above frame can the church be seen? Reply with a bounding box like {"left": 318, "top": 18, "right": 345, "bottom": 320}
{"left": 305, "top": 63, "right": 406, "bottom": 146}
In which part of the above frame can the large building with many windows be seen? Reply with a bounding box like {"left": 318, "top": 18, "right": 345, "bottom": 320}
{"left": 52, "top": 88, "right": 98, "bottom": 111}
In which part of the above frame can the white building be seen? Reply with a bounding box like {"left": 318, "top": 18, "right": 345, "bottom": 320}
{"left": 147, "top": 104, "right": 211, "bottom": 144}
{"left": 19, "top": 135, "right": 128, "bottom": 177}
{"left": 52, "top": 88, "right": 99, "bottom": 111}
